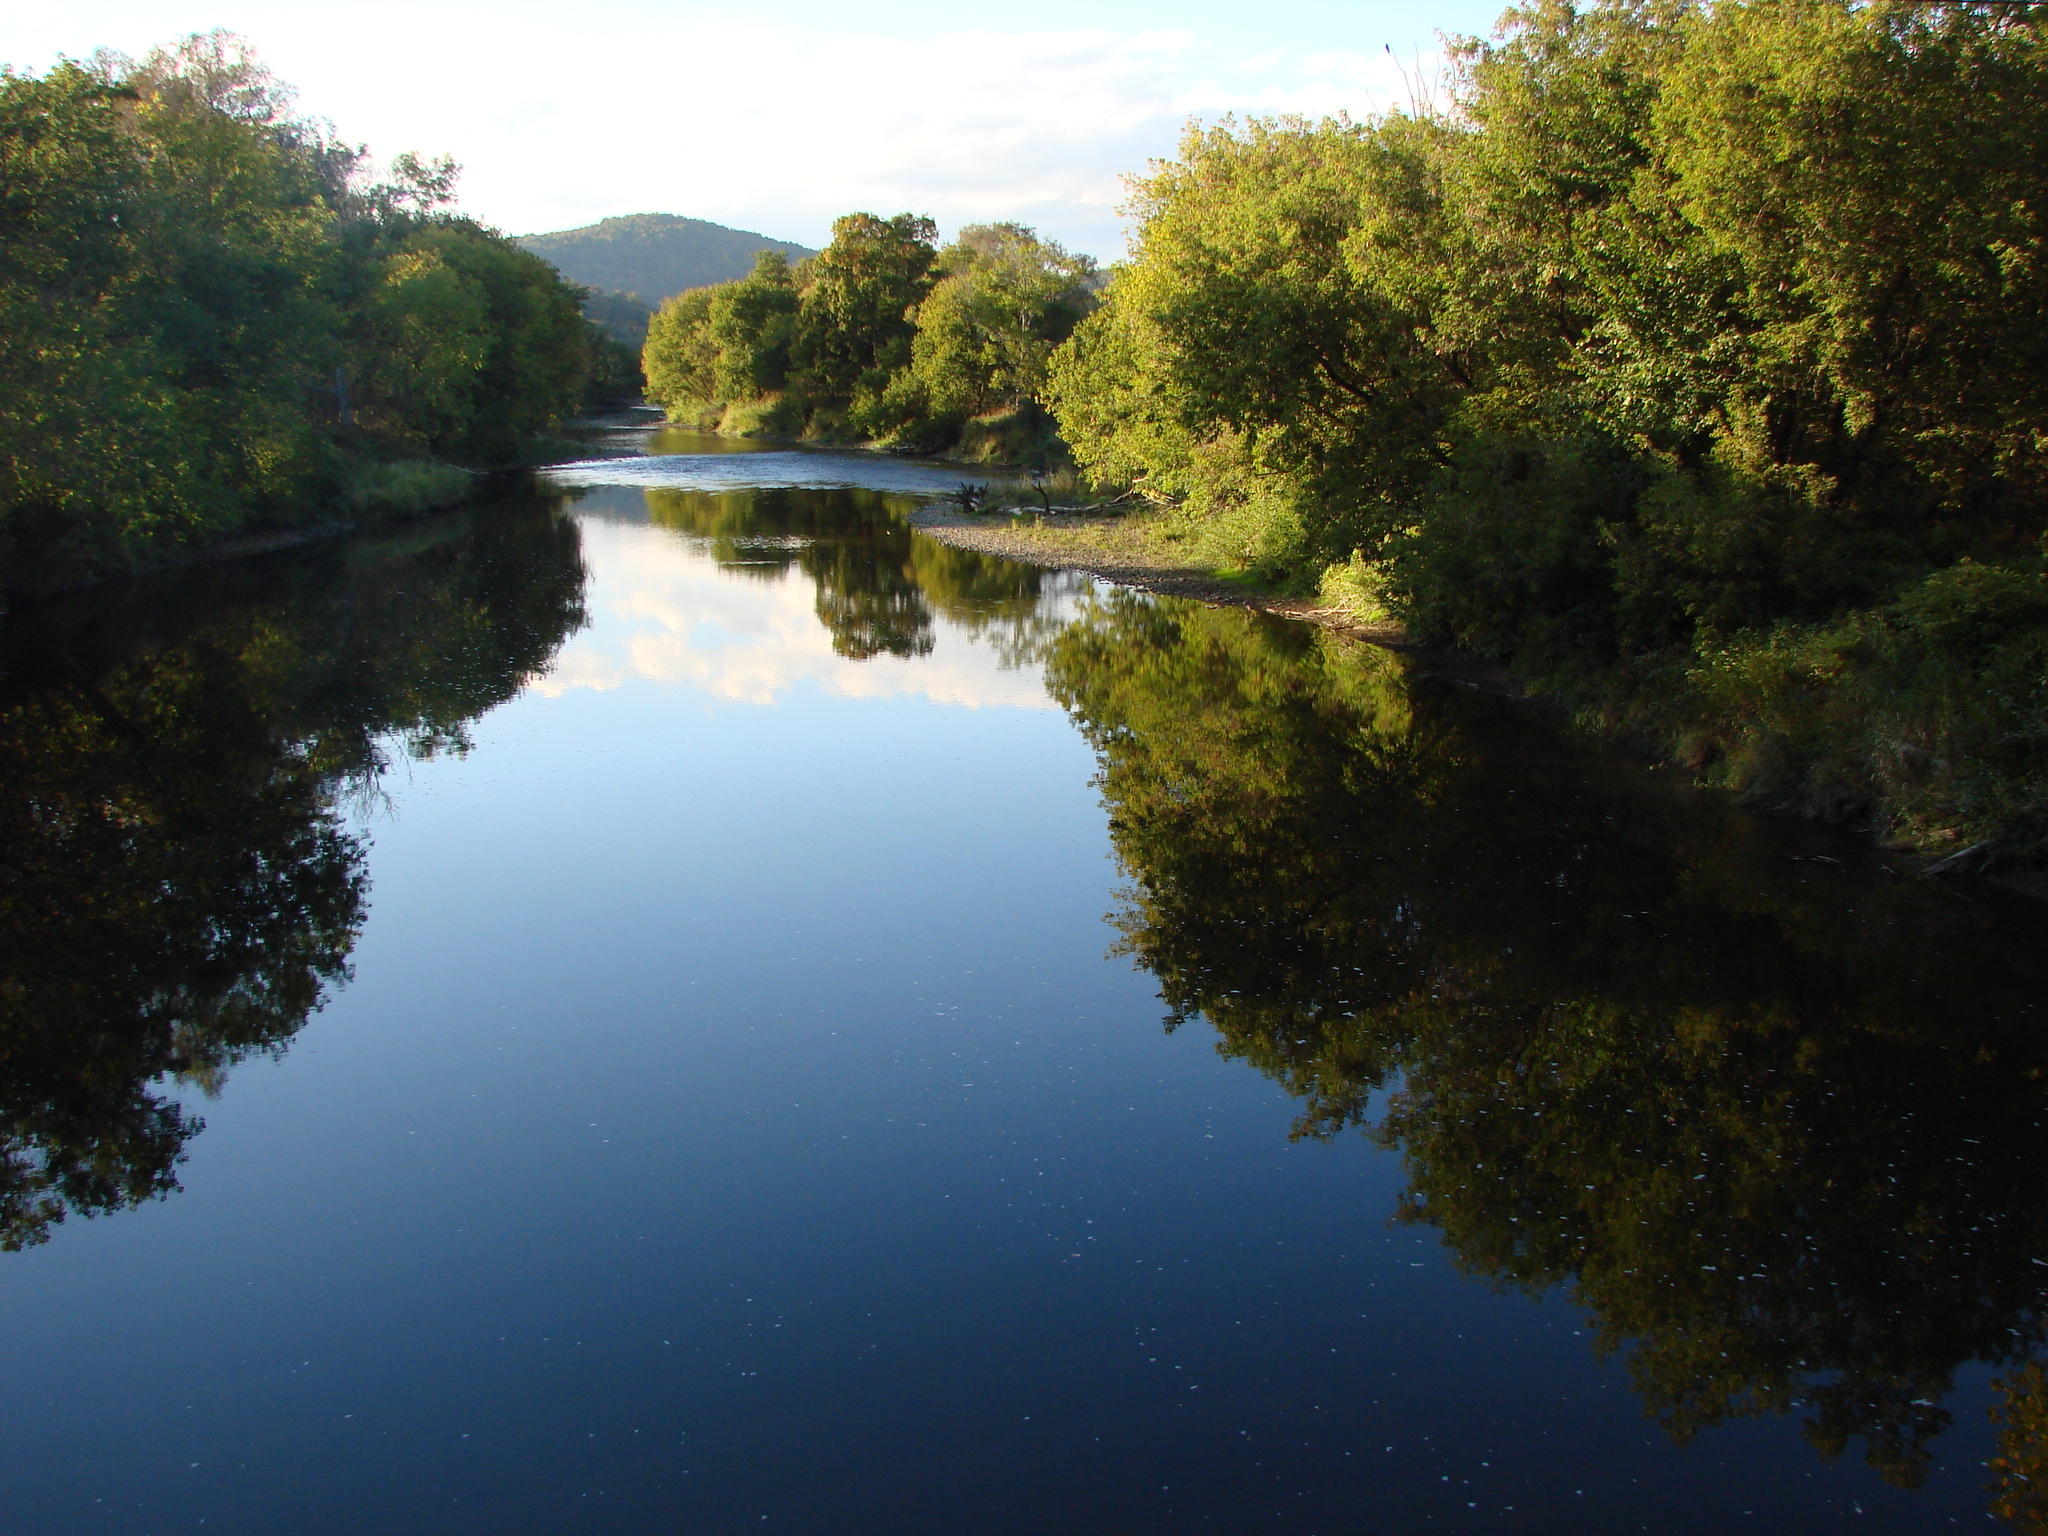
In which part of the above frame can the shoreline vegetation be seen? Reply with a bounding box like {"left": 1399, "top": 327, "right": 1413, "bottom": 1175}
{"left": 641, "top": 216, "right": 1094, "bottom": 467}
{"left": 907, "top": 502, "right": 1408, "bottom": 644}
{"left": 907, "top": 502, "right": 2048, "bottom": 901}
{"left": 0, "top": 32, "right": 619, "bottom": 600}
{"left": 903, "top": 498, "right": 1390, "bottom": 631}
{"left": 7, "top": 6, "right": 2045, "bottom": 877}
{"left": 916, "top": 0, "right": 2047, "bottom": 879}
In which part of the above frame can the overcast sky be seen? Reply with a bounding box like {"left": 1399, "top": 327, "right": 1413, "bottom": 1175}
{"left": 11, "top": 0, "right": 1504, "bottom": 259}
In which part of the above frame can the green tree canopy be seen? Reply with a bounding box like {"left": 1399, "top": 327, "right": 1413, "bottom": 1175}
{"left": 1045, "top": 0, "right": 2048, "bottom": 859}
{"left": 0, "top": 32, "right": 597, "bottom": 592}
{"left": 792, "top": 212, "right": 938, "bottom": 406}
{"left": 912, "top": 223, "right": 1097, "bottom": 419}
{"left": 640, "top": 215, "right": 1097, "bottom": 457}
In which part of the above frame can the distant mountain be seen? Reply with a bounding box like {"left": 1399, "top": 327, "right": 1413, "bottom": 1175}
{"left": 517, "top": 214, "right": 816, "bottom": 306}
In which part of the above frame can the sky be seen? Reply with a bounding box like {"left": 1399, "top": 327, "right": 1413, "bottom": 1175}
{"left": 8, "top": 0, "right": 1503, "bottom": 259}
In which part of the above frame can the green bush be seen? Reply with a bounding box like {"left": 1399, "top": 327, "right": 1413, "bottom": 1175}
{"left": 0, "top": 33, "right": 593, "bottom": 592}
{"left": 1044, "top": 0, "right": 2048, "bottom": 858}
{"left": 642, "top": 217, "right": 1096, "bottom": 462}
{"left": 1693, "top": 559, "right": 2048, "bottom": 855}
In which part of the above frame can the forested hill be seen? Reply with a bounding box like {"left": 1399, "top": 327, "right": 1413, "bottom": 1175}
{"left": 518, "top": 214, "right": 816, "bottom": 305}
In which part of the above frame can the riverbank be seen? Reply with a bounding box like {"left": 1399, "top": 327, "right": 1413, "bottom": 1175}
{"left": 638, "top": 407, "right": 1062, "bottom": 473}
{"left": 906, "top": 505, "right": 1382, "bottom": 628}
{"left": 5, "top": 453, "right": 545, "bottom": 608}
{"left": 905, "top": 504, "right": 1520, "bottom": 696}
{"left": 909, "top": 503, "right": 2048, "bottom": 899}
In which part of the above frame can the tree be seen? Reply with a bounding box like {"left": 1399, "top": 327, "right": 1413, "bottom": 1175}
{"left": 912, "top": 223, "right": 1096, "bottom": 419}
{"left": 1044, "top": 0, "right": 2048, "bottom": 857}
{"left": 643, "top": 285, "right": 721, "bottom": 420}
{"left": 792, "top": 212, "right": 938, "bottom": 412}
{"left": 0, "top": 47, "right": 337, "bottom": 587}
{"left": 1045, "top": 114, "right": 1464, "bottom": 574}
{"left": 0, "top": 34, "right": 598, "bottom": 593}
{"left": 709, "top": 250, "right": 799, "bottom": 399}
{"left": 386, "top": 221, "right": 587, "bottom": 463}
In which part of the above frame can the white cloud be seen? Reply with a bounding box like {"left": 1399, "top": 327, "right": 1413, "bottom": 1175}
{"left": 6, "top": 1, "right": 1461, "bottom": 258}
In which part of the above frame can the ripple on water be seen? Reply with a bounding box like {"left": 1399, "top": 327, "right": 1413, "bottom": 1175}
{"left": 541, "top": 448, "right": 1019, "bottom": 499}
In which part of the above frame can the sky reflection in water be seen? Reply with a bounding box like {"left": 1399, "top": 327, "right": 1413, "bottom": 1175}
{"left": 0, "top": 454, "right": 2040, "bottom": 1535}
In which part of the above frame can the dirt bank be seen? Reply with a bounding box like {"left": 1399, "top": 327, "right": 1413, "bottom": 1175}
{"left": 905, "top": 506, "right": 1518, "bottom": 696}
{"left": 908, "top": 506, "right": 2048, "bottom": 898}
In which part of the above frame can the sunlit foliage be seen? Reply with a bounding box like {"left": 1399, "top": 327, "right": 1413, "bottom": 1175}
{"left": 1047, "top": 0, "right": 2048, "bottom": 858}
{"left": 642, "top": 217, "right": 1095, "bottom": 459}
{"left": 0, "top": 32, "right": 597, "bottom": 592}
{"left": 910, "top": 224, "right": 1096, "bottom": 420}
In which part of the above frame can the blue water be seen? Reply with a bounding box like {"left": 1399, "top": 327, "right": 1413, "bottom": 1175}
{"left": 0, "top": 441, "right": 2029, "bottom": 1534}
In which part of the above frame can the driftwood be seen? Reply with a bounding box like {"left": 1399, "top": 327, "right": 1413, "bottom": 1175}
{"left": 934, "top": 481, "right": 1146, "bottom": 519}
{"left": 1923, "top": 840, "right": 1995, "bottom": 878}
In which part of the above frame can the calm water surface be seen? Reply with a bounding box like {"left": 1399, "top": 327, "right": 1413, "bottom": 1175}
{"left": 1, "top": 430, "right": 2043, "bottom": 1534}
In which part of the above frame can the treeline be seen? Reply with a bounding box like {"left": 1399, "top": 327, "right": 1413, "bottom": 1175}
{"left": 0, "top": 33, "right": 613, "bottom": 593}
{"left": 1049, "top": 0, "right": 2048, "bottom": 861}
{"left": 643, "top": 215, "right": 1096, "bottom": 462}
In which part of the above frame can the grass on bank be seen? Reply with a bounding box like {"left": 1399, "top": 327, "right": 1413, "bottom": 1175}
{"left": 940, "top": 490, "right": 2048, "bottom": 871}
{"left": 942, "top": 483, "right": 1395, "bottom": 626}
{"left": 343, "top": 460, "right": 476, "bottom": 518}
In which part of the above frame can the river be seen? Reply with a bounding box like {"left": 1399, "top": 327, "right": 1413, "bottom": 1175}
{"left": 0, "top": 426, "right": 2042, "bottom": 1534}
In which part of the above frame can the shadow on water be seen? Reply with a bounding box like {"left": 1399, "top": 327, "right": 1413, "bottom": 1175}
{"left": 1043, "top": 588, "right": 2048, "bottom": 1523}
{"left": 0, "top": 488, "right": 589, "bottom": 1253}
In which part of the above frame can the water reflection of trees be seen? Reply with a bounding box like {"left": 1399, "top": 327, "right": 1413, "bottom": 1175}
{"left": 1045, "top": 590, "right": 2048, "bottom": 1510}
{"left": 642, "top": 486, "right": 1061, "bottom": 665}
{"left": 0, "top": 494, "right": 587, "bottom": 1250}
